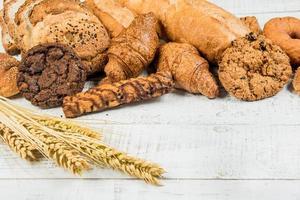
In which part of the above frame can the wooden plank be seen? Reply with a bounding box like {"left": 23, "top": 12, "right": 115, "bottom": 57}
{"left": 1, "top": 180, "right": 300, "bottom": 200}
{"left": 2, "top": 124, "right": 300, "bottom": 179}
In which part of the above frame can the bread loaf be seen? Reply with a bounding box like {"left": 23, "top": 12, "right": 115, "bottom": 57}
{"left": 118, "top": 0, "right": 250, "bottom": 63}
{"left": 86, "top": 0, "right": 136, "bottom": 37}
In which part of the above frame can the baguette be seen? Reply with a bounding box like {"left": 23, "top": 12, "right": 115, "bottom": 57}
{"left": 118, "top": 0, "right": 250, "bottom": 63}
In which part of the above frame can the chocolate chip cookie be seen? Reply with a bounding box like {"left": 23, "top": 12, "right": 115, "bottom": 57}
{"left": 219, "top": 33, "right": 292, "bottom": 101}
{"left": 18, "top": 43, "right": 86, "bottom": 108}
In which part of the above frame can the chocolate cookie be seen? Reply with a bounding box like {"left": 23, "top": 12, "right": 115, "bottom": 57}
{"left": 219, "top": 34, "right": 292, "bottom": 101}
{"left": 18, "top": 43, "right": 86, "bottom": 108}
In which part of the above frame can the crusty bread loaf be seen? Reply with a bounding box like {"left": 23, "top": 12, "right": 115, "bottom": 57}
{"left": 118, "top": 0, "right": 250, "bottom": 63}
{"left": 86, "top": 0, "right": 136, "bottom": 37}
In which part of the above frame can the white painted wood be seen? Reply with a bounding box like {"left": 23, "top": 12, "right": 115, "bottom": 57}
{"left": 2, "top": 124, "right": 300, "bottom": 179}
{"left": 0, "top": 0, "right": 300, "bottom": 199}
{"left": 1, "top": 180, "right": 300, "bottom": 200}
{"left": 210, "top": 0, "right": 300, "bottom": 15}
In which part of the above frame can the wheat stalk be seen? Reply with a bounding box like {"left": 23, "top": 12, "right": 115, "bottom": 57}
{"left": 21, "top": 121, "right": 91, "bottom": 174}
{"left": 0, "top": 122, "right": 41, "bottom": 161}
{"left": 0, "top": 96, "right": 165, "bottom": 185}
{"left": 62, "top": 133, "right": 165, "bottom": 185}
{"left": 35, "top": 118, "right": 101, "bottom": 140}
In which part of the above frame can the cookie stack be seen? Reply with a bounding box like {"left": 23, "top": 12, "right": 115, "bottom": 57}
{"left": 2, "top": 0, "right": 110, "bottom": 75}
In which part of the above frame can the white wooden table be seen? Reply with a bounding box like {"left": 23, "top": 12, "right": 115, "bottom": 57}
{"left": 1, "top": 0, "right": 300, "bottom": 199}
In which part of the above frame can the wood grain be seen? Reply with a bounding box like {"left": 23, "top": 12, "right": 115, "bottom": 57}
{"left": 1, "top": 180, "right": 300, "bottom": 200}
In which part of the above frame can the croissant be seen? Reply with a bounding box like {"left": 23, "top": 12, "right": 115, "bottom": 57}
{"left": 157, "top": 43, "right": 219, "bottom": 99}
{"left": 103, "top": 12, "right": 159, "bottom": 83}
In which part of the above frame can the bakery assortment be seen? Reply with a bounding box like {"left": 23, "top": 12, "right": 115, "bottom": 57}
{"left": 0, "top": 0, "right": 298, "bottom": 111}
{"left": 0, "top": 0, "right": 299, "bottom": 186}
{"left": 18, "top": 43, "right": 86, "bottom": 108}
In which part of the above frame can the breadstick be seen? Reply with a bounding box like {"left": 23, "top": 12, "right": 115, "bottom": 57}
{"left": 63, "top": 71, "right": 174, "bottom": 118}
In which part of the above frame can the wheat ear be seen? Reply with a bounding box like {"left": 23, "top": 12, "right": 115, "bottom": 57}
{"left": 0, "top": 122, "right": 41, "bottom": 161}
{"left": 63, "top": 134, "right": 165, "bottom": 185}
{"left": 35, "top": 118, "right": 101, "bottom": 140}
{"left": 20, "top": 121, "right": 90, "bottom": 175}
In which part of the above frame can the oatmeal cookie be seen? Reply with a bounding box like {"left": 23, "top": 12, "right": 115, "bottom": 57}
{"left": 18, "top": 43, "right": 86, "bottom": 108}
{"left": 219, "top": 33, "right": 292, "bottom": 101}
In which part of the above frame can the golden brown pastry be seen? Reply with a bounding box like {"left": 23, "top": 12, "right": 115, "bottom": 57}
{"left": 16, "top": 0, "right": 110, "bottom": 75}
{"left": 85, "top": 0, "right": 136, "bottom": 38}
{"left": 157, "top": 42, "right": 219, "bottom": 99}
{"left": 0, "top": 53, "right": 20, "bottom": 97}
{"left": 118, "top": 0, "right": 250, "bottom": 63}
{"left": 103, "top": 13, "right": 159, "bottom": 82}
{"left": 63, "top": 71, "right": 174, "bottom": 118}
{"left": 240, "top": 16, "right": 262, "bottom": 35}
{"left": 264, "top": 17, "right": 300, "bottom": 66}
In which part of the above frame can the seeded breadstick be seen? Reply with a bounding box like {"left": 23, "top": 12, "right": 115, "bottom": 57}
{"left": 63, "top": 71, "right": 174, "bottom": 118}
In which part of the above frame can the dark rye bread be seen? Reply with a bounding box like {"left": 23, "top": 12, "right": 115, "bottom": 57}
{"left": 18, "top": 43, "right": 87, "bottom": 108}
